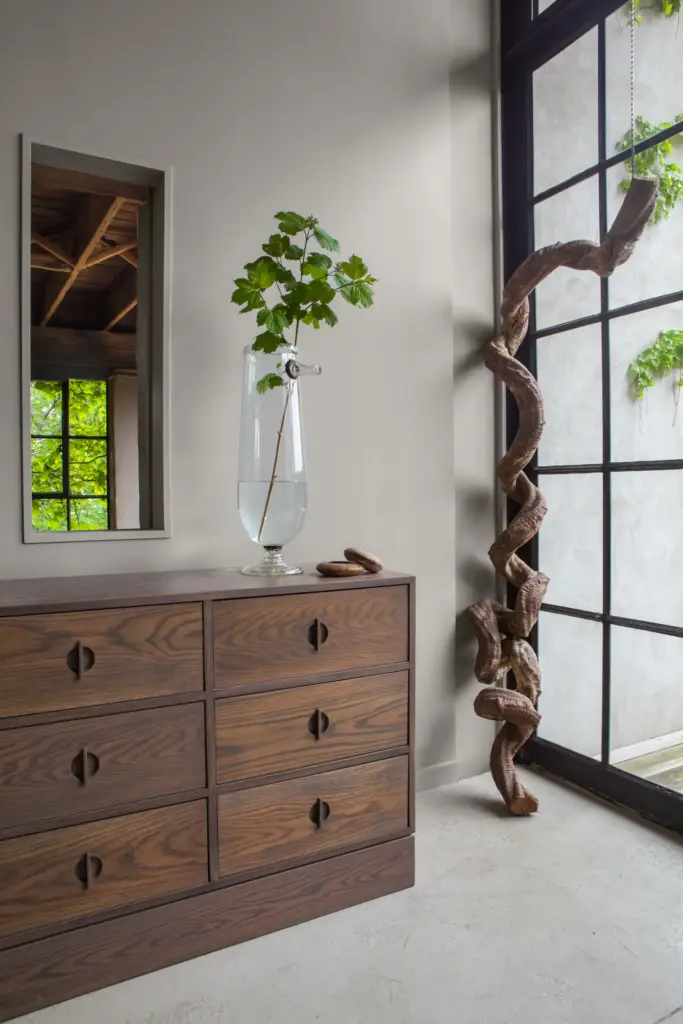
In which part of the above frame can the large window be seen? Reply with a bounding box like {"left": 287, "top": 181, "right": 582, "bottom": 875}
{"left": 31, "top": 379, "right": 110, "bottom": 531}
{"left": 502, "top": 0, "right": 683, "bottom": 833}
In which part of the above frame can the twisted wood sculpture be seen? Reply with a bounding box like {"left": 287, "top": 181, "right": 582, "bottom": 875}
{"left": 468, "top": 177, "right": 659, "bottom": 816}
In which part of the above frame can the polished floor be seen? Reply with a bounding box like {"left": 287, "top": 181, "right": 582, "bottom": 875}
{"left": 20, "top": 770, "right": 683, "bottom": 1024}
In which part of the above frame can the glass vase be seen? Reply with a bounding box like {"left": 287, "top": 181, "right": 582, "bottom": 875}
{"left": 238, "top": 345, "right": 307, "bottom": 575}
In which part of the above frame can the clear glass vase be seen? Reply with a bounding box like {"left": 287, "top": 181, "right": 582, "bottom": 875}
{"left": 238, "top": 345, "right": 308, "bottom": 575}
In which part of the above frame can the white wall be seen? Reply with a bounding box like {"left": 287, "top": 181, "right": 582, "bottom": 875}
{"left": 0, "top": 0, "right": 496, "bottom": 804}
{"left": 533, "top": 8, "right": 683, "bottom": 756}
{"left": 110, "top": 374, "right": 140, "bottom": 530}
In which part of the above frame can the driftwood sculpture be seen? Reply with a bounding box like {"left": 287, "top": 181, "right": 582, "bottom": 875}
{"left": 468, "top": 177, "right": 659, "bottom": 816}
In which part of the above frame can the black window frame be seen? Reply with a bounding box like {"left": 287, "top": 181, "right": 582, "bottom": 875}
{"left": 502, "top": 0, "right": 683, "bottom": 835}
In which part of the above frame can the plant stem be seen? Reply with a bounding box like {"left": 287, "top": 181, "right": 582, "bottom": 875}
{"left": 257, "top": 238, "right": 309, "bottom": 544}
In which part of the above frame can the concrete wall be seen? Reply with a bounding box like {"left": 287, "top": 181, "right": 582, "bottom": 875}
{"left": 0, "top": 0, "right": 496, "bottom": 809}
{"left": 533, "top": 8, "right": 683, "bottom": 757}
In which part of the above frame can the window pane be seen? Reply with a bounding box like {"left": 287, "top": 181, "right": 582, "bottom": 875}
{"left": 534, "top": 177, "right": 601, "bottom": 330}
{"left": 32, "top": 498, "right": 67, "bottom": 532}
{"left": 534, "top": 28, "right": 598, "bottom": 193}
{"left": 537, "top": 612, "right": 602, "bottom": 757}
{"left": 606, "top": 9, "right": 683, "bottom": 309}
{"left": 610, "top": 302, "right": 683, "bottom": 462}
{"left": 69, "top": 380, "right": 107, "bottom": 436}
{"left": 69, "top": 439, "right": 107, "bottom": 496}
{"left": 70, "top": 499, "right": 108, "bottom": 531}
{"left": 31, "top": 437, "right": 63, "bottom": 493}
{"left": 31, "top": 381, "right": 62, "bottom": 436}
{"left": 537, "top": 325, "right": 603, "bottom": 466}
{"left": 612, "top": 470, "right": 683, "bottom": 628}
{"left": 611, "top": 627, "right": 683, "bottom": 795}
{"left": 538, "top": 473, "right": 603, "bottom": 613}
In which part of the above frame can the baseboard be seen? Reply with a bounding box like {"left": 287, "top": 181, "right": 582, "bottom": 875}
{"left": 417, "top": 760, "right": 460, "bottom": 791}
{"left": 0, "top": 837, "right": 415, "bottom": 1024}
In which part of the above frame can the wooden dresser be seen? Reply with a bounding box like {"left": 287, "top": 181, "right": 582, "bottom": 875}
{"left": 0, "top": 567, "right": 415, "bottom": 1022}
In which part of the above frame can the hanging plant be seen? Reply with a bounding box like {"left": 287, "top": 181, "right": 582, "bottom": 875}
{"left": 617, "top": 114, "right": 683, "bottom": 222}
{"left": 627, "top": 0, "right": 681, "bottom": 23}
{"left": 629, "top": 330, "right": 683, "bottom": 399}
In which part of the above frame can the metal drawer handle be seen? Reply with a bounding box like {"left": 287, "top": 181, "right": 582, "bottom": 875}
{"left": 307, "top": 619, "right": 329, "bottom": 651}
{"left": 71, "top": 747, "right": 100, "bottom": 785}
{"left": 66, "top": 642, "right": 95, "bottom": 679}
{"left": 309, "top": 798, "right": 331, "bottom": 830}
{"left": 307, "top": 709, "right": 330, "bottom": 740}
{"left": 74, "top": 852, "right": 103, "bottom": 889}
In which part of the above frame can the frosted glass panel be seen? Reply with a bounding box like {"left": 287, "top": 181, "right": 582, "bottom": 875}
{"left": 537, "top": 612, "right": 602, "bottom": 757}
{"left": 606, "top": 9, "right": 683, "bottom": 309}
{"left": 611, "top": 627, "right": 683, "bottom": 762}
{"left": 612, "top": 471, "right": 683, "bottom": 628}
{"left": 534, "top": 177, "right": 601, "bottom": 330}
{"left": 539, "top": 473, "right": 603, "bottom": 612}
{"left": 534, "top": 29, "right": 598, "bottom": 193}
{"left": 610, "top": 302, "right": 683, "bottom": 463}
{"left": 537, "top": 325, "right": 603, "bottom": 466}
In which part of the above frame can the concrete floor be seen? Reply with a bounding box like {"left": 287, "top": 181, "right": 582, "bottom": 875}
{"left": 19, "top": 770, "right": 683, "bottom": 1024}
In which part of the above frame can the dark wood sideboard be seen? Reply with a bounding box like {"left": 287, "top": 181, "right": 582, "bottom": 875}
{"left": 0, "top": 567, "right": 415, "bottom": 1022}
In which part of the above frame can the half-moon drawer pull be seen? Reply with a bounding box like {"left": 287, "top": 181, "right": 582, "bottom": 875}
{"left": 307, "top": 709, "right": 330, "bottom": 740}
{"left": 70, "top": 747, "right": 101, "bottom": 785}
{"left": 74, "top": 852, "right": 103, "bottom": 889}
{"left": 66, "top": 642, "right": 95, "bottom": 679}
{"left": 309, "top": 798, "right": 331, "bottom": 829}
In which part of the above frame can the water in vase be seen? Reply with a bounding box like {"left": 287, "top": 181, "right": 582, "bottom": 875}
{"left": 238, "top": 480, "right": 307, "bottom": 547}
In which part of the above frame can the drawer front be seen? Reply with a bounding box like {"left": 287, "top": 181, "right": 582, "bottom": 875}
{"left": 218, "top": 756, "right": 408, "bottom": 876}
{"left": 0, "top": 603, "right": 204, "bottom": 718}
{"left": 0, "top": 704, "right": 206, "bottom": 830}
{"left": 0, "top": 801, "right": 207, "bottom": 939}
{"left": 216, "top": 672, "right": 408, "bottom": 784}
{"left": 213, "top": 586, "right": 408, "bottom": 689}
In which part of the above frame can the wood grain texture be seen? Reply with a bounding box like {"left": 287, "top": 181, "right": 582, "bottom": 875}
{"left": 216, "top": 672, "right": 408, "bottom": 783}
{"left": 0, "top": 568, "right": 413, "bottom": 616}
{"left": 0, "top": 603, "right": 203, "bottom": 717}
{"left": 218, "top": 757, "right": 408, "bottom": 876}
{"left": 214, "top": 587, "right": 409, "bottom": 688}
{"left": 0, "top": 801, "right": 207, "bottom": 940}
{"left": 0, "top": 837, "right": 413, "bottom": 1023}
{"left": 0, "top": 704, "right": 206, "bottom": 830}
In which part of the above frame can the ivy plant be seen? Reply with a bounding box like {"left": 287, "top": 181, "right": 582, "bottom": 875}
{"left": 629, "top": 330, "right": 683, "bottom": 399}
{"left": 618, "top": 114, "right": 683, "bottom": 222}
{"left": 231, "top": 212, "right": 376, "bottom": 392}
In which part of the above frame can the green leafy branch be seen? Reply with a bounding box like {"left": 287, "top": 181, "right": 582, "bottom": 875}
{"left": 629, "top": 330, "right": 683, "bottom": 399}
{"left": 626, "top": 0, "right": 681, "bottom": 24}
{"left": 617, "top": 114, "right": 683, "bottom": 222}
{"left": 231, "top": 211, "right": 376, "bottom": 392}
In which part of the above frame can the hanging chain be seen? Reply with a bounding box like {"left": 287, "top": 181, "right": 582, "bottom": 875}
{"left": 630, "top": 0, "right": 637, "bottom": 175}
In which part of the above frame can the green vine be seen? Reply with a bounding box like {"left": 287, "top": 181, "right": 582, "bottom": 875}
{"left": 629, "top": 330, "right": 683, "bottom": 399}
{"left": 618, "top": 114, "right": 683, "bottom": 222}
{"left": 627, "top": 0, "right": 681, "bottom": 23}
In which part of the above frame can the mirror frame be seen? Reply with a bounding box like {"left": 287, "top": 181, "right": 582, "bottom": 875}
{"left": 20, "top": 136, "right": 172, "bottom": 543}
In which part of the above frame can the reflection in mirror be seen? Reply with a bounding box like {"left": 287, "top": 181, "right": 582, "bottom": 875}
{"left": 24, "top": 144, "right": 168, "bottom": 539}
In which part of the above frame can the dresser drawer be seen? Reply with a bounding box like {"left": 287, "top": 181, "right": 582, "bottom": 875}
{"left": 0, "top": 603, "right": 204, "bottom": 718}
{"left": 0, "top": 801, "right": 207, "bottom": 939}
{"left": 213, "top": 586, "right": 408, "bottom": 689}
{"left": 216, "top": 672, "right": 408, "bottom": 784}
{"left": 218, "top": 756, "right": 408, "bottom": 876}
{"left": 0, "top": 704, "right": 206, "bottom": 831}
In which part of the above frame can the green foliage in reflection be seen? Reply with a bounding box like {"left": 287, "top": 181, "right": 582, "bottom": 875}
{"left": 231, "top": 213, "right": 376, "bottom": 392}
{"left": 618, "top": 115, "right": 683, "bottom": 223}
{"left": 629, "top": 330, "right": 683, "bottom": 399}
{"left": 30, "top": 380, "right": 109, "bottom": 532}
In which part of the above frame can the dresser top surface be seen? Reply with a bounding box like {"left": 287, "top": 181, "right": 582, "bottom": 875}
{"left": 0, "top": 566, "right": 413, "bottom": 616}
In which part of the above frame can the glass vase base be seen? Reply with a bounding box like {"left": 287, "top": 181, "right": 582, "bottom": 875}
{"left": 241, "top": 547, "right": 303, "bottom": 577}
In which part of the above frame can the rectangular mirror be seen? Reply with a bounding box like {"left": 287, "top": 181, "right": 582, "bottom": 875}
{"left": 22, "top": 141, "right": 170, "bottom": 541}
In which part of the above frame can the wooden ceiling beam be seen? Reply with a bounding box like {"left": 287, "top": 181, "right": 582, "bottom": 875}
{"left": 32, "top": 326, "right": 137, "bottom": 379}
{"left": 102, "top": 265, "right": 137, "bottom": 331}
{"left": 31, "top": 233, "right": 73, "bottom": 267}
{"left": 120, "top": 248, "right": 138, "bottom": 268}
{"left": 85, "top": 241, "right": 137, "bottom": 269}
{"left": 31, "top": 259, "right": 69, "bottom": 272}
{"left": 41, "top": 195, "right": 127, "bottom": 326}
